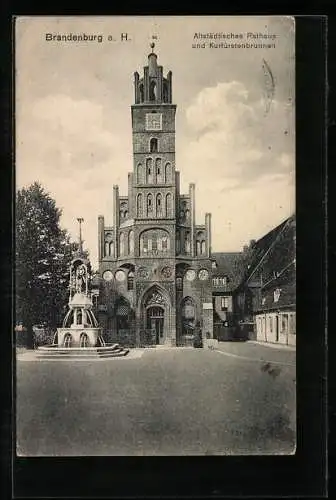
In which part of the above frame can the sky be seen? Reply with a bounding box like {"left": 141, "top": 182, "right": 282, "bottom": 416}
{"left": 16, "top": 16, "right": 295, "bottom": 268}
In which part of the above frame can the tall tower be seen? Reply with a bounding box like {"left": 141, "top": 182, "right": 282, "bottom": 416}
{"left": 131, "top": 43, "right": 176, "bottom": 227}
{"left": 97, "top": 44, "right": 213, "bottom": 347}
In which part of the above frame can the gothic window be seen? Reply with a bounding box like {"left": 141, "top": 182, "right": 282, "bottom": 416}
{"left": 146, "top": 158, "right": 153, "bottom": 184}
{"left": 137, "top": 163, "right": 143, "bottom": 184}
{"left": 127, "top": 271, "right": 134, "bottom": 291}
{"left": 185, "top": 232, "right": 191, "bottom": 253}
{"left": 140, "top": 229, "right": 170, "bottom": 256}
{"left": 185, "top": 209, "right": 190, "bottom": 221}
{"left": 165, "top": 162, "right": 172, "bottom": 182}
{"left": 156, "top": 193, "right": 162, "bottom": 217}
{"left": 176, "top": 230, "right": 180, "bottom": 254}
{"left": 128, "top": 230, "right": 134, "bottom": 254}
{"left": 156, "top": 158, "right": 162, "bottom": 182}
{"left": 166, "top": 192, "right": 173, "bottom": 217}
{"left": 119, "top": 232, "right": 125, "bottom": 256}
{"left": 139, "top": 83, "right": 144, "bottom": 102}
{"left": 104, "top": 241, "right": 109, "bottom": 257}
{"left": 147, "top": 193, "right": 153, "bottom": 216}
{"left": 180, "top": 210, "right": 185, "bottom": 222}
{"left": 149, "top": 80, "right": 157, "bottom": 101}
{"left": 109, "top": 241, "right": 114, "bottom": 257}
{"left": 196, "top": 231, "right": 206, "bottom": 255}
{"left": 163, "top": 82, "right": 169, "bottom": 103}
{"left": 137, "top": 193, "right": 143, "bottom": 217}
{"left": 150, "top": 138, "right": 158, "bottom": 153}
{"left": 125, "top": 211, "right": 128, "bottom": 218}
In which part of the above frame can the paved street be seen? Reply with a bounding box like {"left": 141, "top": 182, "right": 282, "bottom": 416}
{"left": 16, "top": 341, "right": 296, "bottom": 456}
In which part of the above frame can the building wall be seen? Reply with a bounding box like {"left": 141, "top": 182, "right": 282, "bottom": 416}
{"left": 255, "top": 311, "right": 296, "bottom": 346}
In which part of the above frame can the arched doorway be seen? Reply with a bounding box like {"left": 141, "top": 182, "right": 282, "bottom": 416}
{"left": 139, "top": 286, "right": 172, "bottom": 346}
{"left": 146, "top": 306, "right": 164, "bottom": 344}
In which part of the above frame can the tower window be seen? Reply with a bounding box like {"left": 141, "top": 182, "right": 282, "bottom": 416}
{"left": 163, "top": 82, "right": 169, "bottom": 103}
{"left": 150, "top": 138, "right": 158, "bottom": 153}
{"left": 156, "top": 193, "right": 162, "bottom": 216}
{"left": 137, "top": 193, "right": 143, "bottom": 216}
{"left": 139, "top": 83, "right": 144, "bottom": 103}
{"left": 165, "top": 162, "right": 172, "bottom": 182}
{"left": 149, "top": 80, "right": 157, "bottom": 101}
{"left": 147, "top": 194, "right": 153, "bottom": 216}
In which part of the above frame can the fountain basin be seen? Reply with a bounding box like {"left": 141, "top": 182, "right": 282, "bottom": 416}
{"left": 36, "top": 343, "right": 129, "bottom": 359}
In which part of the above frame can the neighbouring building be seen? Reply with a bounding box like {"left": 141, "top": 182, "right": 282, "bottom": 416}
{"left": 211, "top": 252, "right": 244, "bottom": 341}
{"left": 95, "top": 45, "right": 214, "bottom": 347}
{"left": 235, "top": 215, "right": 296, "bottom": 346}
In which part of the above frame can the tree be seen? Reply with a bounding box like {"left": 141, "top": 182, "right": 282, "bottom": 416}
{"left": 15, "top": 182, "right": 84, "bottom": 347}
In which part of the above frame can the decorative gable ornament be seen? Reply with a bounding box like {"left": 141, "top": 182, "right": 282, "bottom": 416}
{"left": 147, "top": 291, "right": 165, "bottom": 306}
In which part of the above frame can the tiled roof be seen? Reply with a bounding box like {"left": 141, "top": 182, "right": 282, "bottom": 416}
{"left": 243, "top": 215, "right": 295, "bottom": 285}
{"left": 257, "top": 283, "right": 296, "bottom": 312}
{"left": 211, "top": 252, "right": 244, "bottom": 290}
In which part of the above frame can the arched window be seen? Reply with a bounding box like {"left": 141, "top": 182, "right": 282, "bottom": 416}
{"left": 109, "top": 241, "right": 114, "bottom": 257}
{"left": 127, "top": 271, "right": 134, "bottom": 291}
{"left": 137, "top": 163, "right": 143, "bottom": 184}
{"left": 196, "top": 231, "right": 206, "bottom": 255}
{"left": 139, "top": 83, "right": 144, "bottom": 103}
{"left": 156, "top": 193, "right": 162, "bottom": 217}
{"left": 119, "top": 232, "right": 125, "bottom": 256}
{"left": 137, "top": 193, "right": 143, "bottom": 217}
{"left": 149, "top": 80, "right": 157, "bottom": 101}
{"left": 147, "top": 193, "right": 153, "bottom": 216}
{"left": 166, "top": 192, "right": 173, "bottom": 217}
{"left": 146, "top": 158, "right": 153, "bottom": 184}
{"left": 150, "top": 138, "right": 158, "bottom": 153}
{"left": 185, "top": 232, "right": 191, "bottom": 253}
{"left": 163, "top": 82, "right": 169, "bottom": 103}
{"left": 156, "top": 158, "right": 162, "bottom": 182}
{"left": 185, "top": 209, "right": 190, "bottom": 221}
{"left": 128, "top": 230, "right": 134, "bottom": 254}
{"left": 165, "top": 162, "right": 172, "bottom": 182}
{"left": 140, "top": 229, "right": 170, "bottom": 256}
{"left": 176, "top": 230, "right": 181, "bottom": 254}
{"left": 104, "top": 241, "right": 109, "bottom": 257}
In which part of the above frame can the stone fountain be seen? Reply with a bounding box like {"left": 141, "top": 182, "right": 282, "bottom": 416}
{"left": 37, "top": 220, "right": 129, "bottom": 359}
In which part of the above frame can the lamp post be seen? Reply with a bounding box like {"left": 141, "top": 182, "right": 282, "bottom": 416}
{"left": 77, "top": 217, "right": 84, "bottom": 254}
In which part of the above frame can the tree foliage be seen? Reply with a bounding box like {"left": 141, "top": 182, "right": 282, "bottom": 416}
{"left": 16, "top": 182, "right": 87, "bottom": 344}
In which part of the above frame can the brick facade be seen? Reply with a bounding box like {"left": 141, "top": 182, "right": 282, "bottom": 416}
{"left": 95, "top": 47, "right": 213, "bottom": 347}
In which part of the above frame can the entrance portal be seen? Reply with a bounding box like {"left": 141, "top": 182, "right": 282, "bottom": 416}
{"left": 146, "top": 306, "right": 164, "bottom": 345}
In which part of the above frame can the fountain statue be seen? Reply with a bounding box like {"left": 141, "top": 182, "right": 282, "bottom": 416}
{"left": 37, "top": 218, "right": 129, "bottom": 359}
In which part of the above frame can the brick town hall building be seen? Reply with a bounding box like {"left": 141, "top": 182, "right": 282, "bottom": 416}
{"left": 95, "top": 44, "right": 214, "bottom": 347}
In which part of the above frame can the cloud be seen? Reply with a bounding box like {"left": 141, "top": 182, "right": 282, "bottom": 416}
{"left": 180, "top": 81, "right": 294, "bottom": 191}
{"left": 16, "top": 93, "right": 132, "bottom": 266}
